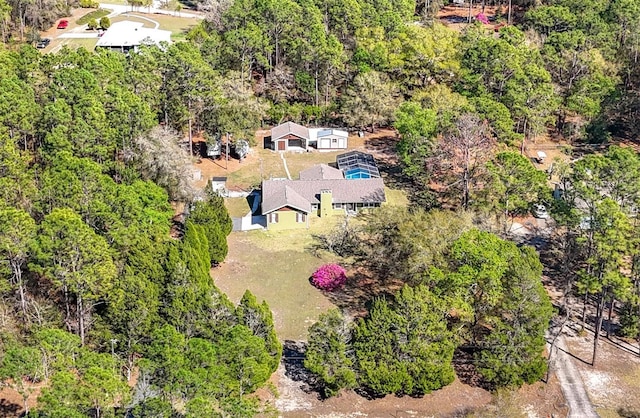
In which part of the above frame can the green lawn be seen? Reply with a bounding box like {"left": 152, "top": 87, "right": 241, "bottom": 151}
{"left": 384, "top": 187, "right": 409, "bottom": 206}
{"left": 76, "top": 8, "right": 111, "bottom": 25}
{"left": 109, "top": 14, "right": 155, "bottom": 28}
{"left": 48, "top": 37, "right": 98, "bottom": 52}
{"left": 282, "top": 151, "right": 341, "bottom": 178}
{"left": 224, "top": 148, "right": 347, "bottom": 190}
{"left": 146, "top": 13, "right": 197, "bottom": 39}
{"left": 213, "top": 215, "right": 346, "bottom": 341}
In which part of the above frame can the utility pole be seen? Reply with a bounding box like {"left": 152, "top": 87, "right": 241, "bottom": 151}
{"left": 226, "top": 133, "right": 230, "bottom": 170}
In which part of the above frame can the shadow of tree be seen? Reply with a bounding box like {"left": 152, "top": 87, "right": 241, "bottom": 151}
{"left": 452, "top": 347, "right": 493, "bottom": 391}
{"left": 321, "top": 269, "right": 405, "bottom": 318}
{"left": 281, "top": 340, "right": 325, "bottom": 400}
{"left": 0, "top": 399, "right": 21, "bottom": 418}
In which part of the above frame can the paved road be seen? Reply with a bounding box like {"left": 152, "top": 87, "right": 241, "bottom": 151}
{"left": 549, "top": 335, "right": 599, "bottom": 418}
{"left": 98, "top": 2, "right": 202, "bottom": 19}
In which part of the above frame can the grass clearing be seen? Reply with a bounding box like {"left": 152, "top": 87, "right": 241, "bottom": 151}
{"left": 112, "top": 12, "right": 197, "bottom": 38}
{"left": 109, "top": 14, "right": 155, "bottom": 28}
{"left": 146, "top": 13, "right": 197, "bottom": 38}
{"left": 282, "top": 151, "right": 341, "bottom": 178}
{"left": 384, "top": 187, "right": 409, "bottom": 207}
{"left": 76, "top": 8, "right": 111, "bottom": 25}
{"left": 71, "top": 38, "right": 99, "bottom": 50}
{"left": 48, "top": 37, "right": 98, "bottom": 52}
{"left": 223, "top": 149, "right": 343, "bottom": 189}
{"left": 214, "top": 225, "right": 341, "bottom": 341}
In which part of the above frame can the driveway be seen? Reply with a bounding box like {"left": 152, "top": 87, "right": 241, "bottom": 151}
{"left": 549, "top": 335, "right": 599, "bottom": 418}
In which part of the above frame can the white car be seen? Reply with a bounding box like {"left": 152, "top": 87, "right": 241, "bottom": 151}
{"left": 532, "top": 204, "right": 549, "bottom": 219}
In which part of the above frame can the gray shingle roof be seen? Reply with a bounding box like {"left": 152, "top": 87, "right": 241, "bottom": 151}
{"left": 261, "top": 183, "right": 312, "bottom": 214}
{"left": 299, "top": 164, "right": 344, "bottom": 180}
{"left": 271, "top": 122, "right": 310, "bottom": 140}
{"left": 261, "top": 178, "right": 386, "bottom": 215}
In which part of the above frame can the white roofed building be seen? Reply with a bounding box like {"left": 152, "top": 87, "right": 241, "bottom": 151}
{"left": 95, "top": 21, "right": 171, "bottom": 53}
{"left": 308, "top": 128, "right": 348, "bottom": 150}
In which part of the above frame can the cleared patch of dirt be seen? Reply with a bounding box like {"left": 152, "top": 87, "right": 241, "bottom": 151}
{"left": 261, "top": 363, "right": 492, "bottom": 418}
{"left": 0, "top": 381, "right": 45, "bottom": 417}
{"left": 514, "top": 376, "right": 568, "bottom": 418}
{"left": 437, "top": 5, "right": 505, "bottom": 32}
{"left": 566, "top": 334, "right": 640, "bottom": 416}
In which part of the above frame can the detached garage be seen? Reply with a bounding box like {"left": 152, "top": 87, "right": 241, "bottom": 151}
{"left": 309, "top": 128, "right": 348, "bottom": 150}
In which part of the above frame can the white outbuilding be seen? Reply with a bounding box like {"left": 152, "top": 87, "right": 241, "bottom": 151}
{"left": 308, "top": 128, "right": 348, "bottom": 150}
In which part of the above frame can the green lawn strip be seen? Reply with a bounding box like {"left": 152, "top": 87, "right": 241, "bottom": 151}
{"left": 224, "top": 197, "right": 251, "bottom": 217}
{"left": 226, "top": 151, "right": 285, "bottom": 190}
{"left": 70, "top": 38, "right": 99, "bottom": 50}
{"left": 47, "top": 37, "right": 98, "bottom": 52}
{"left": 143, "top": 13, "right": 196, "bottom": 36}
{"left": 76, "top": 9, "right": 111, "bottom": 25}
{"left": 225, "top": 149, "right": 338, "bottom": 190}
{"left": 282, "top": 151, "right": 339, "bottom": 178}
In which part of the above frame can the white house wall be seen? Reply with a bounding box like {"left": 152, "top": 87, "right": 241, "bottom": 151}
{"left": 318, "top": 135, "right": 347, "bottom": 149}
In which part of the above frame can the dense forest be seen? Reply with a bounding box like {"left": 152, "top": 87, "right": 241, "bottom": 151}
{"left": 1, "top": 0, "right": 640, "bottom": 415}
{"left": 0, "top": 45, "right": 284, "bottom": 416}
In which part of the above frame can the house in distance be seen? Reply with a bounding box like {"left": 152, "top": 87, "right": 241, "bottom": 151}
{"left": 261, "top": 152, "right": 385, "bottom": 230}
{"left": 95, "top": 21, "right": 171, "bottom": 53}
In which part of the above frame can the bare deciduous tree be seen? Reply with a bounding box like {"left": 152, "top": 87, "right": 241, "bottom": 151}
{"left": 133, "top": 126, "right": 197, "bottom": 202}
{"left": 430, "top": 113, "right": 494, "bottom": 209}
{"left": 197, "top": 0, "right": 232, "bottom": 31}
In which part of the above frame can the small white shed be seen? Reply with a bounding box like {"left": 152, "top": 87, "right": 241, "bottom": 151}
{"left": 309, "top": 128, "right": 348, "bottom": 150}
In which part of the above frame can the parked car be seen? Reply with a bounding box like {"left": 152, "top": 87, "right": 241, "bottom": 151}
{"left": 36, "top": 38, "right": 51, "bottom": 48}
{"left": 57, "top": 19, "right": 69, "bottom": 29}
{"left": 532, "top": 203, "right": 549, "bottom": 219}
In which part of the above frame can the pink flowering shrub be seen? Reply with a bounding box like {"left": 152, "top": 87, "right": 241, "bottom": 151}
{"left": 311, "top": 264, "right": 347, "bottom": 291}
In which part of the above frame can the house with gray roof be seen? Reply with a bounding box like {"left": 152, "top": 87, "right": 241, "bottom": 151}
{"left": 261, "top": 155, "right": 385, "bottom": 230}
{"left": 268, "top": 122, "right": 310, "bottom": 151}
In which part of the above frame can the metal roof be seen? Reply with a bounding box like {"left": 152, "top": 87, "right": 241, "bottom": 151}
{"left": 336, "top": 151, "right": 381, "bottom": 178}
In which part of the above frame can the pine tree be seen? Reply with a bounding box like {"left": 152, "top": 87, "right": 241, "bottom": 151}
{"left": 353, "top": 286, "right": 455, "bottom": 396}
{"left": 237, "top": 290, "right": 282, "bottom": 372}
{"left": 189, "top": 191, "right": 232, "bottom": 265}
{"left": 304, "top": 309, "right": 356, "bottom": 397}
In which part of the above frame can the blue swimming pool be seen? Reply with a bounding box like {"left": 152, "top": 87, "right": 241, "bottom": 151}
{"left": 345, "top": 169, "right": 371, "bottom": 179}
